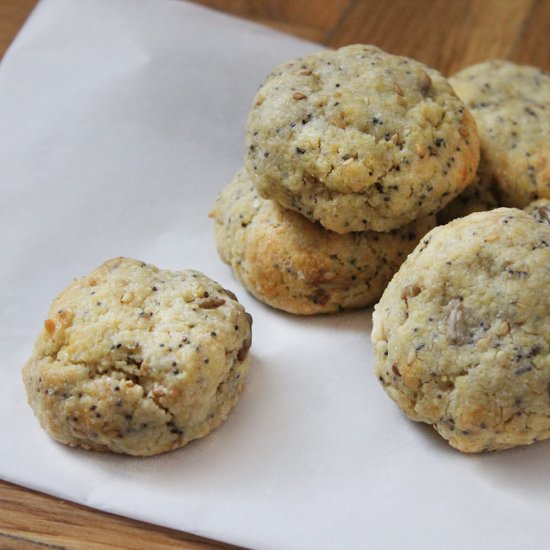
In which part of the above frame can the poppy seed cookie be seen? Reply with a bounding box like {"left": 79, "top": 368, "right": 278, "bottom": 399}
{"left": 210, "top": 169, "right": 435, "bottom": 315}
{"left": 450, "top": 60, "right": 550, "bottom": 207}
{"left": 23, "top": 258, "right": 252, "bottom": 456}
{"left": 245, "top": 44, "right": 479, "bottom": 233}
{"left": 372, "top": 209, "right": 550, "bottom": 453}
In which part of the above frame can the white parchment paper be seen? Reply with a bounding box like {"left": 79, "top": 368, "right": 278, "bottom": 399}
{"left": 1, "top": 1, "right": 549, "bottom": 548}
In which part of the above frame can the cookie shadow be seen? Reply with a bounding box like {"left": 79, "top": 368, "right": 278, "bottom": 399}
{"left": 410, "top": 420, "right": 550, "bottom": 504}
{"left": 407, "top": 420, "right": 462, "bottom": 456}
{"left": 266, "top": 304, "right": 374, "bottom": 334}
{"left": 66, "top": 306, "right": 374, "bottom": 486}
{"left": 75, "top": 352, "right": 287, "bottom": 484}
{"left": 472, "top": 438, "right": 550, "bottom": 504}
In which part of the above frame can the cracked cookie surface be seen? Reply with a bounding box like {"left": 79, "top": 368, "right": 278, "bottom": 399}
{"left": 372, "top": 208, "right": 550, "bottom": 452}
{"left": 211, "top": 169, "right": 435, "bottom": 314}
{"left": 450, "top": 60, "right": 550, "bottom": 207}
{"left": 245, "top": 44, "right": 479, "bottom": 233}
{"left": 23, "top": 258, "right": 252, "bottom": 456}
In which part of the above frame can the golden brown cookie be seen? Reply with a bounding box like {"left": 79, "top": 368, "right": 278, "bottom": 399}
{"left": 23, "top": 258, "right": 252, "bottom": 456}
{"left": 246, "top": 44, "right": 479, "bottom": 233}
{"left": 372, "top": 209, "right": 550, "bottom": 453}
{"left": 450, "top": 60, "right": 550, "bottom": 207}
{"left": 210, "top": 169, "right": 435, "bottom": 315}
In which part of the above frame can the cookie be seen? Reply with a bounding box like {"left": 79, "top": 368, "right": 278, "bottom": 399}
{"left": 437, "top": 152, "right": 499, "bottom": 224}
{"left": 524, "top": 198, "right": 550, "bottom": 225}
{"left": 245, "top": 44, "right": 479, "bottom": 233}
{"left": 210, "top": 169, "right": 436, "bottom": 315}
{"left": 450, "top": 60, "right": 550, "bottom": 207}
{"left": 372, "top": 208, "right": 550, "bottom": 452}
{"left": 23, "top": 258, "right": 252, "bottom": 456}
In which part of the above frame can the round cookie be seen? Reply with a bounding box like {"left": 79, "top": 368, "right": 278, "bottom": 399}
{"left": 210, "top": 169, "right": 436, "bottom": 315}
{"left": 437, "top": 152, "right": 499, "bottom": 224}
{"left": 450, "top": 60, "right": 550, "bottom": 207}
{"left": 372, "top": 208, "right": 550, "bottom": 453}
{"left": 245, "top": 44, "right": 479, "bottom": 233}
{"left": 23, "top": 258, "right": 252, "bottom": 456}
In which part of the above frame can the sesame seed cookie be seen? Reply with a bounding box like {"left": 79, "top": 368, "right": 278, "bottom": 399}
{"left": 437, "top": 152, "right": 499, "bottom": 224}
{"left": 210, "top": 169, "right": 435, "bottom": 315}
{"left": 372, "top": 208, "right": 550, "bottom": 453}
{"left": 245, "top": 44, "right": 479, "bottom": 233}
{"left": 23, "top": 258, "right": 252, "bottom": 456}
{"left": 450, "top": 60, "right": 550, "bottom": 207}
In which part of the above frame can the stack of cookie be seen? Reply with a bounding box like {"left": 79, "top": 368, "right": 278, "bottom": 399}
{"left": 211, "top": 45, "right": 479, "bottom": 314}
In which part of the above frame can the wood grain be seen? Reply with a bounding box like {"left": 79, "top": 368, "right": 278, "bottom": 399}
{"left": 0, "top": 0, "right": 38, "bottom": 59}
{"left": 0, "top": 480, "right": 232, "bottom": 549}
{"left": 508, "top": 0, "right": 550, "bottom": 68}
{"left": 328, "top": 0, "right": 540, "bottom": 75}
{"left": 191, "top": 0, "right": 352, "bottom": 42}
{"left": 1, "top": 0, "right": 548, "bottom": 548}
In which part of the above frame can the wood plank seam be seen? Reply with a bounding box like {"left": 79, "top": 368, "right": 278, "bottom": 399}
{"left": 0, "top": 532, "right": 65, "bottom": 549}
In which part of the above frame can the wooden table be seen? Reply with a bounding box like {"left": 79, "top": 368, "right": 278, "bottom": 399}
{"left": 1, "top": 0, "right": 548, "bottom": 548}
